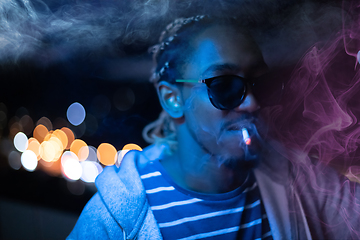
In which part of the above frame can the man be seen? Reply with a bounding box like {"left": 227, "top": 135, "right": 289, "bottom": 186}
{"left": 68, "top": 16, "right": 360, "bottom": 239}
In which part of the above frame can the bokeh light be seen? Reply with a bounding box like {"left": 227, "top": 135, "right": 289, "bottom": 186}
{"left": 86, "top": 146, "right": 98, "bottom": 162}
{"left": 80, "top": 161, "right": 100, "bottom": 183}
{"left": 117, "top": 150, "right": 127, "bottom": 166}
{"left": 4, "top": 102, "right": 144, "bottom": 185}
{"left": 63, "top": 158, "right": 82, "bottom": 181}
{"left": 33, "top": 124, "right": 48, "bottom": 143}
{"left": 122, "top": 143, "right": 142, "bottom": 151}
{"left": 36, "top": 117, "right": 53, "bottom": 132}
{"left": 9, "top": 121, "right": 22, "bottom": 139}
{"left": 67, "top": 102, "right": 86, "bottom": 126}
{"left": 47, "top": 137, "right": 63, "bottom": 160}
{"left": 97, "top": 143, "right": 117, "bottom": 166}
{"left": 70, "top": 139, "right": 89, "bottom": 161}
{"left": 8, "top": 151, "right": 21, "bottom": 170}
{"left": 117, "top": 143, "right": 143, "bottom": 166}
{"left": 53, "top": 129, "right": 68, "bottom": 150}
{"left": 19, "top": 115, "right": 34, "bottom": 135}
{"left": 61, "top": 127, "right": 74, "bottom": 149}
{"left": 27, "top": 138, "right": 41, "bottom": 159}
{"left": 13, "top": 132, "right": 28, "bottom": 152}
{"left": 61, "top": 151, "right": 78, "bottom": 164}
{"left": 40, "top": 141, "right": 56, "bottom": 162}
{"left": 61, "top": 151, "right": 82, "bottom": 181}
{"left": 21, "top": 150, "right": 38, "bottom": 172}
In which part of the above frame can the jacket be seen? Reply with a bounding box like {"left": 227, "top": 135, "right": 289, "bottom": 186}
{"left": 67, "top": 144, "right": 360, "bottom": 240}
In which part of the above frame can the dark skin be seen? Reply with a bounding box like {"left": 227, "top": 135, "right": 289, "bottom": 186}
{"left": 157, "top": 25, "right": 268, "bottom": 194}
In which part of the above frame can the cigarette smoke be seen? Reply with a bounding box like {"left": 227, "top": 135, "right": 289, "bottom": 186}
{"left": 0, "top": 0, "right": 172, "bottom": 64}
{"left": 264, "top": 0, "right": 360, "bottom": 172}
{"left": 0, "top": 0, "right": 325, "bottom": 66}
{"left": 258, "top": 1, "right": 360, "bottom": 236}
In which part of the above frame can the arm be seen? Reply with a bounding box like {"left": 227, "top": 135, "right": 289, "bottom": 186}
{"left": 67, "top": 193, "right": 125, "bottom": 240}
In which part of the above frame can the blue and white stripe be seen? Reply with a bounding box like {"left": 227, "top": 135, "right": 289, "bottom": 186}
{"left": 139, "top": 161, "right": 273, "bottom": 240}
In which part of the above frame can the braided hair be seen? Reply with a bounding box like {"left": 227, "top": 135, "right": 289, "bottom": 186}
{"left": 143, "top": 15, "right": 250, "bottom": 148}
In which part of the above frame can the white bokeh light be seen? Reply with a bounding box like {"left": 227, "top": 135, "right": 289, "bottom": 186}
{"left": 116, "top": 150, "right": 129, "bottom": 166}
{"left": 80, "top": 161, "right": 99, "bottom": 183}
{"left": 67, "top": 102, "right": 86, "bottom": 126}
{"left": 8, "top": 151, "right": 21, "bottom": 170}
{"left": 14, "top": 132, "right": 28, "bottom": 152}
{"left": 63, "top": 157, "right": 82, "bottom": 181}
{"left": 86, "top": 146, "right": 98, "bottom": 162}
{"left": 21, "top": 150, "right": 38, "bottom": 172}
{"left": 61, "top": 151, "right": 82, "bottom": 180}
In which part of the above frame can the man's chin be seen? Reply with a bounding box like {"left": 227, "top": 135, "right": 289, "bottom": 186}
{"left": 215, "top": 153, "right": 261, "bottom": 170}
{"left": 215, "top": 137, "right": 263, "bottom": 169}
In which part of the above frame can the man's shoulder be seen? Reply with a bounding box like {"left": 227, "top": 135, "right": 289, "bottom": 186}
{"left": 67, "top": 193, "right": 124, "bottom": 239}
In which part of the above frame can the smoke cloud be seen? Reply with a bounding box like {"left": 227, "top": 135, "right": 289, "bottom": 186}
{"left": 0, "top": 0, "right": 334, "bottom": 65}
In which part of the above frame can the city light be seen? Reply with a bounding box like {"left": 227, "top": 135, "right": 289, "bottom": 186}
{"left": 8, "top": 112, "right": 143, "bottom": 186}
{"left": 70, "top": 139, "right": 89, "bottom": 161}
{"left": 61, "top": 151, "right": 82, "bottom": 181}
{"left": 27, "top": 138, "right": 40, "bottom": 159}
{"left": 13, "top": 132, "right": 28, "bottom": 152}
{"left": 67, "top": 102, "right": 86, "bottom": 126}
{"left": 62, "top": 157, "right": 82, "bottom": 181}
{"left": 33, "top": 124, "right": 48, "bottom": 143}
{"left": 21, "top": 150, "right": 38, "bottom": 172}
{"left": 117, "top": 143, "right": 143, "bottom": 166}
{"left": 80, "top": 161, "right": 101, "bottom": 183}
{"left": 97, "top": 143, "right": 117, "bottom": 166}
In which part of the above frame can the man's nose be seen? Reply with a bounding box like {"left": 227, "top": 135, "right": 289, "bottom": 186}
{"left": 233, "top": 92, "right": 259, "bottom": 112}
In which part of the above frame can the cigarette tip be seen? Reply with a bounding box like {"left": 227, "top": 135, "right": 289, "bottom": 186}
{"left": 242, "top": 128, "right": 251, "bottom": 145}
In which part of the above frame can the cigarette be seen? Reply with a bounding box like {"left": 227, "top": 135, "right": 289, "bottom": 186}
{"left": 242, "top": 128, "right": 251, "bottom": 145}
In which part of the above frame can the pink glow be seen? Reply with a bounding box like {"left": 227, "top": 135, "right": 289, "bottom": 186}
{"left": 259, "top": 1, "right": 360, "bottom": 237}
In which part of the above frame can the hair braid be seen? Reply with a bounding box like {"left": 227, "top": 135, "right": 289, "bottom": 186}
{"left": 149, "top": 15, "right": 207, "bottom": 83}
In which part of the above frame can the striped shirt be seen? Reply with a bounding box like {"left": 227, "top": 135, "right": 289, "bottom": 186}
{"left": 139, "top": 160, "right": 273, "bottom": 240}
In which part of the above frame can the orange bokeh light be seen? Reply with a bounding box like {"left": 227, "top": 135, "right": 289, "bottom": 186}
{"left": 53, "top": 129, "right": 68, "bottom": 151}
{"left": 40, "top": 141, "right": 56, "bottom": 162}
{"left": 27, "top": 138, "right": 41, "bottom": 160}
{"left": 48, "top": 138, "right": 63, "bottom": 160}
{"left": 70, "top": 139, "right": 89, "bottom": 161}
{"left": 97, "top": 143, "right": 117, "bottom": 166}
{"left": 122, "top": 143, "right": 142, "bottom": 151}
{"left": 33, "top": 124, "right": 48, "bottom": 143}
{"left": 61, "top": 127, "right": 74, "bottom": 149}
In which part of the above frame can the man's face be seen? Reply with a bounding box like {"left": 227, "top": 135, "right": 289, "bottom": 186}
{"left": 178, "top": 25, "right": 268, "bottom": 163}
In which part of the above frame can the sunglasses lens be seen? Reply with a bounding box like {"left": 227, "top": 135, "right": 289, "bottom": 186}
{"left": 207, "top": 76, "right": 246, "bottom": 110}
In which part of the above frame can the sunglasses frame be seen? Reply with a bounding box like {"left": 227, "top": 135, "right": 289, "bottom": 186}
{"left": 176, "top": 75, "right": 253, "bottom": 110}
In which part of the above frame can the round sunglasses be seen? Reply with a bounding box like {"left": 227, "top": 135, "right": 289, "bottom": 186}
{"left": 176, "top": 74, "right": 285, "bottom": 110}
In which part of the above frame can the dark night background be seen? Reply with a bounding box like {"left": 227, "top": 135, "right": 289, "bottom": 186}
{"left": 0, "top": 0, "right": 354, "bottom": 239}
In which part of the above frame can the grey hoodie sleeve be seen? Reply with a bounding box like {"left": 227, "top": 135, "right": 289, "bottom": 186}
{"left": 67, "top": 151, "right": 163, "bottom": 240}
{"left": 67, "top": 193, "right": 125, "bottom": 240}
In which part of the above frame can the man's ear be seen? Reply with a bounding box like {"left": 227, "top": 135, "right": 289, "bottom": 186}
{"left": 157, "top": 81, "right": 184, "bottom": 119}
